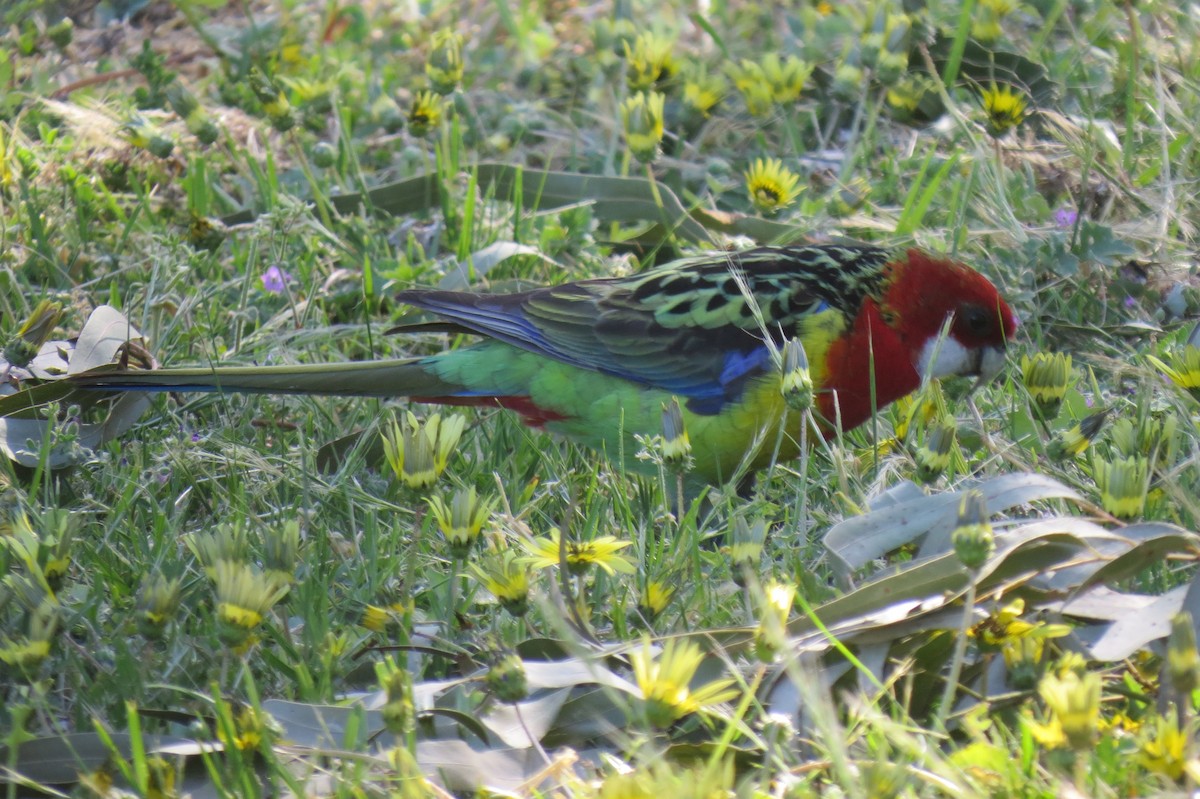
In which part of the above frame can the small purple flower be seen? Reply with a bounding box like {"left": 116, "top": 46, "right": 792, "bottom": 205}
{"left": 262, "top": 264, "right": 293, "bottom": 294}
{"left": 1124, "top": 295, "right": 1137, "bottom": 308}
{"left": 1053, "top": 207, "right": 1077, "bottom": 228}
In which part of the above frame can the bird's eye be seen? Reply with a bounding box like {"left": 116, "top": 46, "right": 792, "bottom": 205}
{"left": 959, "top": 305, "right": 994, "bottom": 337}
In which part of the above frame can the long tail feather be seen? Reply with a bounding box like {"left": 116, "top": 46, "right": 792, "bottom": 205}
{"left": 71, "top": 358, "right": 460, "bottom": 399}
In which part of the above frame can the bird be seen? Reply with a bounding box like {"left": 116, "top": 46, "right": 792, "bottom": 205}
{"left": 72, "top": 244, "right": 1017, "bottom": 484}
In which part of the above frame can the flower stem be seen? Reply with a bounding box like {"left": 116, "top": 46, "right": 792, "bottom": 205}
{"left": 937, "top": 580, "right": 976, "bottom": 731}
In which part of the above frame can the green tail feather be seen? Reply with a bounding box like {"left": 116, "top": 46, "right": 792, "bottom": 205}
{"left": 71, "top": 358, "right": 461, "bottom": 399}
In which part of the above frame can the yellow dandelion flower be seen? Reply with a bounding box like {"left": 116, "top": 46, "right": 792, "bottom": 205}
{"left": 630, "top": 636, "right": 739, "bottom": 728}
{"left": 360, "top": 602, "right": 407, "bottom": 634}
{"left": 637, "top": 578, "right": 677, "bottom": 621}
{"left": 886, "top": 73, "right": 937, "bottom": 118}
{"left": 470, "top": 548, "right": 530, "bottom": 616}
{"left": 681, "top": 65, "right": 725, "bottom": 118}
{"left": 969, "top": 595, "right": 1075, "bottom": 652}
{"left": 1099, "top": 710, "right": 1143, "bottom": 736}
{"left": 1138, "top": 713, "right": 1198, "bottom": 781}
{"left": 1002, "top": 635, "right": 1046, "bottom": 690}
{"left": 0, "top": 637, "right": 51, "bottom": 674}
{"left": 1148, "top": 327, "right": 1200, "bottom": 401}
{"left": 891, "top": 384, "right": 945, "bottom": 441}
{"left": 407, "top": 91, "right": 447, "bottom": 137}
{"left": 979, "top": 82, "right": 1028, "bottom": 137}
{"left": 624, "top": 32, "right": 676, "bottom": 92}
{"left": 1025, "top": 712, "right": 1067, "bottom": 750}
{"left": 740, "top": 81, "right": 775, "bottom": 118}
{"left": 144, "top": 757, "right": 175, "bottom": 799}
{"left": 744, "top": 157, "right": 801, "bottom": 215}
{"left": 0, "top": 599, "right": 57, "bottom": 679}
{"left": 520, "top": 528, "right": 635, "bottom": 577}
{"left": 248, "top": 68, "right": 295, "bottom": 132}
{"left": 0, "top": 126, "right": 16, "bottom": 189}
{"left": 216, "top": 703, "right": 280, "bottom": 752}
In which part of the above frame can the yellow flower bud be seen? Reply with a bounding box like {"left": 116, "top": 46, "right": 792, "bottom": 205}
{"left": 137, "top": 574, "right": 182, "bottom": 640}
{"left": 425, "top": 30, "right": 464, "bottom": 95}
{"left": 660, "top": 398, "right": 693, "bottom": 472}
{"left": 428, "top": 486, "right": 495, "bottom": 559}
{"left": 1038, "top": 669, "right": 1101, "bottom": 751}
{"left": 914, "top": 418, "right": 957, "bottom": 483}
{"left": 779, "top": 338, "right": 813, "bottom": 411}
{"left": 1092, "top": 454, "right": 1149, "bottom": 520}
{"left": 1046, "top": 408, "right": 1109, "bottom": 461}
{"left": 381, "top": 668, "right": 415, "bottom": 734}
{"left": 623, "top": 32, "right": 675, "bottom": 92}
{"left": 951, "top": 489, "right": 993, "bottom": 571}
{"left": 486, "top": 651, "right": 528, "bottom": 703}
{"left": 1020, "top": 352, "right": 1072, "bottom": 419}
{"left": 621, "top": 91, "right": 665, "bottom": 163}
{"left": 470, "top": 548, "right": 530, "bottom": 617}
{"left": 1168, "top": 611, "right": 1200, "bottom": 695}
{"left": 1148, "top": 324, "right": 1200, "bottom": 402}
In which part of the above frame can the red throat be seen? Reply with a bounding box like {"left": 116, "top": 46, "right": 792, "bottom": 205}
{"left": 817, "top": 298, "right": 922, "bottom": 433}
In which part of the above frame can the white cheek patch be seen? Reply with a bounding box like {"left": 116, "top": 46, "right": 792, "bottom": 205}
{"left": 978, "top": 346, "right": 1006, "bottom": 380}
{"left": 916, "top": 337, "right": 975, "bottom": 378}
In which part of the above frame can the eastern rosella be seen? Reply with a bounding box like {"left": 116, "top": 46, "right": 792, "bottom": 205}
{"left": 75, "top": 245, "right": 1016, "bottom": 483}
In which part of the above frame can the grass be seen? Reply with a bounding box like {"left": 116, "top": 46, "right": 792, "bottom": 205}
{"left": 2, "top": 0, "right": 1200, "bottom": 796}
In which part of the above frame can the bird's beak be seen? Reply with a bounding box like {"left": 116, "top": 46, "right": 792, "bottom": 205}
{"left": 967, "top": 345, "right": 1007, "bottom": 395}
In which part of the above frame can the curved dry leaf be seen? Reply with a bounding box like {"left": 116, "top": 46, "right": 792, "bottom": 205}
{"left": 824, "top": 473, "right": 1083, "bottom": 577}
{"left": 478, "top": 688, "right": 570, "bottom": 748}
